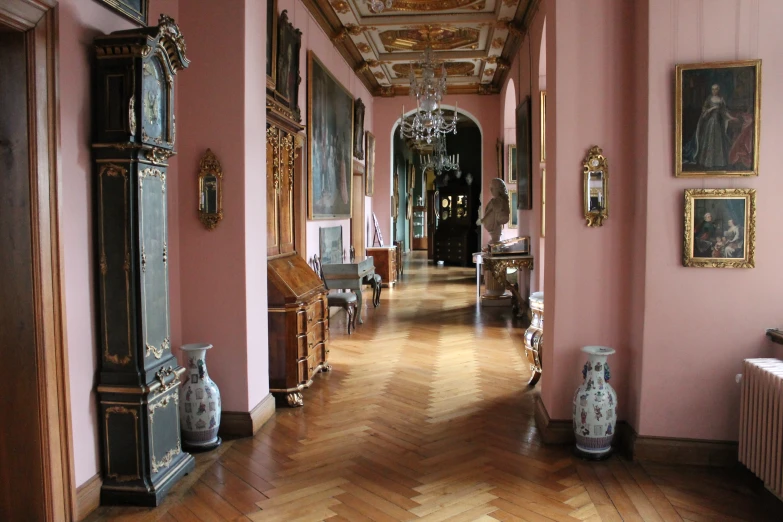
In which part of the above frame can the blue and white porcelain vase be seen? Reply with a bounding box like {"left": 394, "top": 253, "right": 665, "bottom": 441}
{"left": 180, "top": 343, "right": 222, "bottom": 451}
{"left": 572, "top": 346, "right": 616, "bottom": 459}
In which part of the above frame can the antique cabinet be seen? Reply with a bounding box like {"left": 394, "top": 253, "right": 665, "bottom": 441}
{"left": 268, "top": 256, "right": 330, "bottom": 407}
{"left": 92, "top": 16, "right": 194, "bottom": 506}
{"left": 266, "top": 5, "right": 328, "bottom": 407}
{"left": 366, "top": 246, "right": 397, "bottom": 286}
{"left": 433, "top": 179, "right": 479, "bottom": 266}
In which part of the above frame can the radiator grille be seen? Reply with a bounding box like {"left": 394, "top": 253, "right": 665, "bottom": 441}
{"left": 739, "top": 358, "right": 783, "bottom": 498}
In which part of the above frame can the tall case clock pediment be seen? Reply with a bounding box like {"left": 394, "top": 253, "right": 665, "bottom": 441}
{"left": 92, "top": 15, "right": 194, "bottom": 507}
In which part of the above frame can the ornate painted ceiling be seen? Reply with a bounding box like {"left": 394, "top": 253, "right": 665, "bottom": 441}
{"left": 300, "top": 0, "right": 540, "bottom": 96}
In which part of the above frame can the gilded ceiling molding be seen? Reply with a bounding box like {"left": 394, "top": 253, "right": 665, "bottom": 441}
{"left": 331, "top": 28, "right": 348, "bottom": 44}
{"left": 354, "top": 61, "right": 370, "bottom": 74}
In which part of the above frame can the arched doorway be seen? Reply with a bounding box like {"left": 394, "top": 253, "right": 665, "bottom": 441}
{"left": 390, "top": 107, "right": 484, "bottom": 264}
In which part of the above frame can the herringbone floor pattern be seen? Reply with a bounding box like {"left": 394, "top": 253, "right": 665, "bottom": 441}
{"left": 88, "top": 253, "right": 783, "bottom": 521}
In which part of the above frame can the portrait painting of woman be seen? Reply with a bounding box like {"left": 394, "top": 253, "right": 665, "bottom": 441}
{"left": 676, "top": 60, "right": 761, "bottom": 177}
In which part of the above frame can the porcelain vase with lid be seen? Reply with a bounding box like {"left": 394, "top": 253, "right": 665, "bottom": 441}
{"left": 179, "top": 343, "right": 221, "bottom": 451}
{"left": 572, "top": 346, "right": 616, "bottom": 459}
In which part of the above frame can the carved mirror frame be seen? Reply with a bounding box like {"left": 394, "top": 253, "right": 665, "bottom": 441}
{"left": 583, "top": 146, "right": 608, "bottom": 227}
{"left": 197, "top": 148, "right": 224, "bottom": 230}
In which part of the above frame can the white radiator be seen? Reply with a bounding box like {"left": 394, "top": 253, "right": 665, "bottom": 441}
{"left": 739, "top": 358, "right": 783, "bottom": 498}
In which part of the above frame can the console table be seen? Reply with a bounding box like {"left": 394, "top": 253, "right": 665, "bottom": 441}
{"left": 321, "top": 257, "right": 375, "bottom": 324}
{"left": 482, "top": 254, "right": 534, "bottom": 315}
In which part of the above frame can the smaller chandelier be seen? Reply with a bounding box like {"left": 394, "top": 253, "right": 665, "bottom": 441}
{"left": 419, "top": 135, "right": 460, "bottom": 177}
{"left": 369, "top": 0, "right": 393, "bottom": 13}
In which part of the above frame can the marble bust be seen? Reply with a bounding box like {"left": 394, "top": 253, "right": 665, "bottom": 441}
{"left": 479, "top": 178, "right": 510, "bottom": 243}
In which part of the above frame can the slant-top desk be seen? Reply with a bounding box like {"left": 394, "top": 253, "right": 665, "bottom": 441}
{"left": 321, "top": 257, "right": 375, "bottom": 324}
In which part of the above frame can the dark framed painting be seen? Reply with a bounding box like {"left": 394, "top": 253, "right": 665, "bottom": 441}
{"left": 508, "top": 190, "right": 518, "bottom": 229}
{"left": 319, "top": 226, "right": 343, "bottom": 265}
{"left": 276, "top": 10, "right": 302, "bottom": 119}
{"left": 354, "top": 98, "right": 365, "bottom": 160}
{"left": 308, "top": 51, "right": 354, "bottom": 220}
{"left": 676, "top": 60, "right": 761, "bottom": 177}
{"left": 266, "top": 0, "right": 278, "bottom": 89}
{"left": 507, "top": 144, "right": 517, "bottom": 184}
{"left": 365, "top": 131, "right": 375, "bottom": 197}
{"left": 97, "top": 0, "right": 148, "bottom": 25}
{"left": 496, "top": 138, "right": 504, "bottom": 179}
{"left": 515, "top": 96, "right": 532, "bottom": 209}
{"left": 683, "top": 188, "right": 755, "bottom": 268}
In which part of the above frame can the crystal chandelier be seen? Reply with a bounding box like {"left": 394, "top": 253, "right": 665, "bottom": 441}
{"left": 369, "top": 0, "right": 393, "bottom": 12}
{"left": 419, "top": 135, "right": 460, "bottom": 177}
{"left": 399, "top": 45, "right": 458, "bottom": 144}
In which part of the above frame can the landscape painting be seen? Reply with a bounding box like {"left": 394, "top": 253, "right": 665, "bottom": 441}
{"left": 676, "top": 60, "right": 761, "bottom": 177}
{"left": 508, "top": 190, "right": 518, "bottom": 229}
{"left": 308, "top": 51, "right": 354, "bottom": 219}
{"left": 366, "top": 131, "right": 375, "bottom": 196}
{"left": 683, "top": 188, "right": 755, "bottom": 268}
{"left": 319, "top": 226, "right": 343, "bottom": 265}
{"left": 508, "top": 145, "right": 517, "bottom": 183}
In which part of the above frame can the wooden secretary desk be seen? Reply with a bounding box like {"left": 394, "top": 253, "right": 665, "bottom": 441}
{"left": 266, "top": 7, "right": 329, "bottom": 407}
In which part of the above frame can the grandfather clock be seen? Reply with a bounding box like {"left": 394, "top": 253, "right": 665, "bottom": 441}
{"left": 92, "top": 15, "right": 193, "bottom": 506}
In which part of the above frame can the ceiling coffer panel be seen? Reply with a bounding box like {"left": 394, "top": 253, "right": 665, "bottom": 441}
{"left": 300, "top": 0, "right": 538, "bottom": 95}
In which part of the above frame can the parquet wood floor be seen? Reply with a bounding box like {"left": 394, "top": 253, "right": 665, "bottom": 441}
{"left": 86, "top": 253, "right": 783, "bottom": 522}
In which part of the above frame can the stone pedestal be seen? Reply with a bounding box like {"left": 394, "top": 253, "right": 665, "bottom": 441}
{"left": 481, "top": 266, "right": 512, "bottom": 306}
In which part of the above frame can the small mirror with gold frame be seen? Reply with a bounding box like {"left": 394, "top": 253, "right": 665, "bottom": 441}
{"left": 198, "top": 148, "right": 224, "bottom": 230}
{"left": 583, "top": 146, "right": 608, "bottom": 227}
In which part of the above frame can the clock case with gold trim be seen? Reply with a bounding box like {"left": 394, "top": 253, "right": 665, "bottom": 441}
{"left": 92, "top": 16, "right": 194, "bottom": 507}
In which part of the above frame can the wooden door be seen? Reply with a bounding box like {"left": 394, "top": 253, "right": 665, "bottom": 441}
{"left": 0, "top": 5, "right": 72, "bottom": 518}
{"left": 0, "top": 28, "right": 46, "bottom": 521}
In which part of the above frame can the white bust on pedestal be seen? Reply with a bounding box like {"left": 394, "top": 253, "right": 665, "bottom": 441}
{"left": 478, "top": 178, "right": 512, "bottom": 306}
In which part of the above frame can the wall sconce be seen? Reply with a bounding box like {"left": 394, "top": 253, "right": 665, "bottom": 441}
{"left": 198, "top": 148, "right": 224, "bottom": 230}
{"left": 583, "top": 146, "right": 608, "bottom": 227}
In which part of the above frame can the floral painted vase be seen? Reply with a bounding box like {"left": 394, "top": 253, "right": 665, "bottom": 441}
{"left": 572, "top": 346, "right": 616, "bottom": 459}
{"left": 179, "top": 343, "right": 221, "bottom": 451}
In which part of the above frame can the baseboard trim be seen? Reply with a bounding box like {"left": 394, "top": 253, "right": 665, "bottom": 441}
{"left": 626, "top": 432, "right": 738, "bottom": 467}
{"left": 534, "top": 395, "right": 738, "bottom": 467}
{"left": 75, "top": 473, "right": 102, "bottom": 521}
{"left": 533, "top": 394, "right": 574, "bottom": 445}
{"left": 219, "top": 393, "right": 276, "bottom": 438}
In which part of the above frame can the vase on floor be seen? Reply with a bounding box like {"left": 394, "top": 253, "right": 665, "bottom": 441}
{"left": 180, "top": 343, "right": 222, "bottom": 451}
{"left": 572, "top": 346, "right": 616, "bottom": 459}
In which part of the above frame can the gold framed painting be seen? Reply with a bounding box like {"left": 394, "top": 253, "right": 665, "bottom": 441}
{"left": 507, "top": 190, "right": 518, "bottom": 229}
{"left": 675, "top": 60, "right": 761, "bottom": 177}
{"left": 307, "top": 51, "right": 354, "bottom": 219}
{"left": 683, "top": 188, "right": 755, "bottom": 268}
{"left": 507, "top": 144, "right": 517, "bottom": 184}
{"left": 540, "top": 90, "right": 546, "bottom": 163}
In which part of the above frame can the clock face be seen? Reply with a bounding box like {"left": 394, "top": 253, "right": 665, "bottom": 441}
{"left": 142, "top": 59, "right": 166, "bottom": 141}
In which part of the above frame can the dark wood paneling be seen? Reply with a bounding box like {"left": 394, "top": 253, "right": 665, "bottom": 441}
{"left": 0, "top": 29, "right": 46, "bottom": 521}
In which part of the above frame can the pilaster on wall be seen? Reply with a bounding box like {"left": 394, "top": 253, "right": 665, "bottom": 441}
{"left": 541, "top": 0, "right": 636, "bottom": 422}
{"left": 177, "top": 0, "right": 266, "bottom": 414}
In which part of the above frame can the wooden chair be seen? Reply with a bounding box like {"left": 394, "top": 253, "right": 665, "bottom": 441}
{"left": 311, "top": 255, "right": 357, "bottom": 334}
{"left": 351, "top": 246, "right": 382, "bottom": 307}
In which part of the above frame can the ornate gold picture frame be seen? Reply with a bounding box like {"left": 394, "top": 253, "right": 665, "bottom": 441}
{"left": 365, "top": 131, "right": 375, "bottom": 197}
{"left": 507, "top": 144, "right": 517, "bottom": 183}
{"left": 683, "top": 188, "right": 755, "bottom": 268}
{"left": 675, "top": 60, "right": 761, "bottom": 177}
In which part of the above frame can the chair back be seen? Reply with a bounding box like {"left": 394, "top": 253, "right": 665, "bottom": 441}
{"left": 309, "top": 254, "right": 330, "bottom": 290}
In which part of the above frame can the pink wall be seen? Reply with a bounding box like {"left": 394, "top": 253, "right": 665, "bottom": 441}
{"left": 373, "top": 95, "right": 500, "bottom": 249}
{"left": 542, "top": 0, "right": 636, "bottom": 421}
{"left": 244, "top": 0, "right": 271, "bottom": 407}
{"left": 178, "top": 2, "right": 252, "bottom": 412}
{"left": 636, "top": 0, "right": 783, "bottom": 441}
{"left": 282, "top": 0, "right": 375, "bottom": 261}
